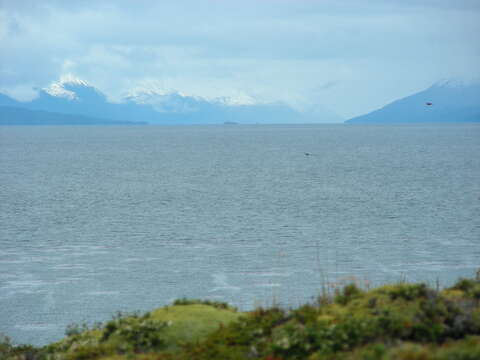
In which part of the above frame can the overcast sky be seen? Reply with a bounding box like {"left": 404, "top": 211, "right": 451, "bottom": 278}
{"left": 1, "top": 0, "right": 479, "bottom": 118}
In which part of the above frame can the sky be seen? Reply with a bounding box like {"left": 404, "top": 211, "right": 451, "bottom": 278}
{"left": 1, "top": 0, "right": 479, "bottom": 119}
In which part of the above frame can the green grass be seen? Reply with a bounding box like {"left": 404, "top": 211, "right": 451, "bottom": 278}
{"left": 150, "top": 303, "right": 243, "bottom": 349}
{"left": 1, "top": 276, "right": 480, "bottom": 360}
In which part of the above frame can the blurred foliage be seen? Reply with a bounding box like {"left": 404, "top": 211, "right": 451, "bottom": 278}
{"left": 172, "top": 298, "right": 236, "bottom": 311}
{"left": 2, "top": 276, "right": 480, "bottom": 360}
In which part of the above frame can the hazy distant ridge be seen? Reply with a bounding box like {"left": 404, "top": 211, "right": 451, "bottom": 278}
{"left": 0, "top": 106, "right": 145, "bottom": 125}
{"left": 0, "top": 77, "right": 340, "bottom": 125}
{"left": 346, "top": 82, "right": 480, "bottom": 123}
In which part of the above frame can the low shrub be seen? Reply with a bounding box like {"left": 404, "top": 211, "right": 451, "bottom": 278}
{"left": 172, "top": 298, "right": 236, "bottom": 311}
{"left": 100, "top": 312, "right": 168, "bottom": 353}
{"left": 334, "top": 283, "right": 365, "bottom": 305}
{"left": 4, "top": 275, "right": 480, "bottom": 360}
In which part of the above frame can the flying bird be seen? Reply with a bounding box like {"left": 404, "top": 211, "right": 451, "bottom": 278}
{"left": 425, "top": 102, "right": 433, "bottom": 106}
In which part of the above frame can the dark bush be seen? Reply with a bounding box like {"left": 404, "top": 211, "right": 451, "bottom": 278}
{"left": 452, "top": 278, "right": 478, "bottom": 293}
{"left": 100, "top": 312, "right": 168, "bottom": 353}
{"left": 172, "top": 298, "right": 235, "bottom": 310}
{"left": 386, "top": 283, "right": 428, "bottom": 301}
{"left": 335, "top": 283, "right": 364, "bottom": 305}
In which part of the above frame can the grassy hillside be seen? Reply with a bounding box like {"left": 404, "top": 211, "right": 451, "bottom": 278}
{"left": 1, "top": 276, "right": 479, "bottom": 359}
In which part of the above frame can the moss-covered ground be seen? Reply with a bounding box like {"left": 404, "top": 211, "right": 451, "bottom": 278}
{"left": 1, "top": 277, "right": 480, "bottom": 359}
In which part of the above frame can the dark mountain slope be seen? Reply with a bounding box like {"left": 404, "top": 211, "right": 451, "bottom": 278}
{"left": 346, "top": 82, "right": 480, "bottom": 123}
{"left": 0, "top": 106, "right": 145, "bottom": 125}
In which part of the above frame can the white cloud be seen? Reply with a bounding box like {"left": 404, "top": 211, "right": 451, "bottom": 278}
{"left": 0, "top": 0, "right": 479, "bottom": 118}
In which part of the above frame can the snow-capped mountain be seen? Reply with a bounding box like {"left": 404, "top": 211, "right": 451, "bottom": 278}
{"left": 34, "top": 76, "right": 110, "bottom": 108}
{"left": 346, "top": 81, "right": 480, "bottom": 123}
{"left": 43, "top": 75, "right": 95, "bottom": 100}
{"left": 125, "top": 89, "right": 214, "bottom": 114}
{"left": 21, "top": 77, "right": 159, "bottom": 123}
{"left": 126, "top": 88, "right": 258, "bottom": 111}
{"left": 123, "top": 87, "right": 338, "bottom": 124}
{"left": 1, "top": 76, "right": 342, "bottom": 124}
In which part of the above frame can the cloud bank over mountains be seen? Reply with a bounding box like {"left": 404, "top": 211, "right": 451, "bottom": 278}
{"left": 1, "top": 0, "right": 479, "bottom": 118}
{"left": 0, "top": 75, "right": 341, "bottom": 124}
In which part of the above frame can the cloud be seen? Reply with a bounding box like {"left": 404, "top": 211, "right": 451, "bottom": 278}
{"left": 1, "top": 0, "right": 479, "bottom": 118}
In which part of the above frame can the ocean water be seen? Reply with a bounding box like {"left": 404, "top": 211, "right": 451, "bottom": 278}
{"left": 1, "top": 124, "right": 479, "bottom": 345}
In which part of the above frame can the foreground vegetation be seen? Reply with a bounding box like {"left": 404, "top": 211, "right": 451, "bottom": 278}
{"left": 2, "top": 276, "right": 480, "bottom": 360}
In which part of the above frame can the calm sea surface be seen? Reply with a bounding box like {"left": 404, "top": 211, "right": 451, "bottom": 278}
{"left": 1, "top": 124, "right": 479, "bottom": 345}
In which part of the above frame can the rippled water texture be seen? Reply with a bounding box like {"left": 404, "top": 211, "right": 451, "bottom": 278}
{"left": 1, "top": 124, "right": 479, "bottom": 345}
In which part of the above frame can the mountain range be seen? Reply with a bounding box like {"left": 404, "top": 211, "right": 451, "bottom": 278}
{"left": 346, "top": 81, "right": 480, "bottom": 123}
{"left": 0, "top": 77, "right": 340, "bottom": 125}
{"left": 1, "top": 78, "right": 478, "bottom": 125}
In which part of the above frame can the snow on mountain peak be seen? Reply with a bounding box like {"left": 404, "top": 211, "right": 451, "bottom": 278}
{"left": 44, "top": 82, "right": 78, "bottom": 100}
{"left": 126, "top": 89, "right": 177, "bottom": 101}
{"left": 124, "top": 87, "right": 210, "bottom": 113}
{"left": 43, "top": 75, "right": 102, "bottom": 101}
{"left": 125, "top": 86, "right": 199, "bottom": 101}
{"left": 126, "top": 85, "right": 258, "bottom": 108}
{"left": 58, "top": 74, "right": 91, "bottom": 87}
{"left": 214, "top": 94, "right": 257, "bottom": 106}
